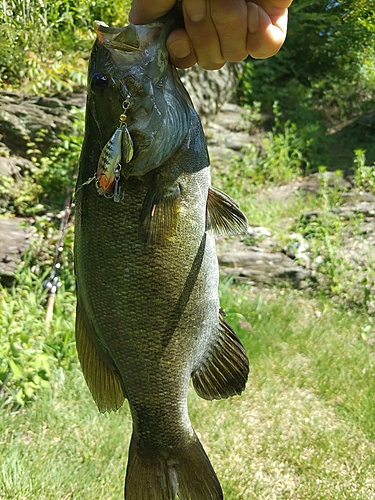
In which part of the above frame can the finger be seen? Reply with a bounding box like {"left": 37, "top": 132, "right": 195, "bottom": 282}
{"left": 210, "top": 0, "right": 248, "bottom": 62}
{"left": 256, "top": 0, "right": 293, "bottom": 10}
{"left": 129, "top": 0, "right": 176, "bottom": 24}
{"left": 166, "top": 29, "right": 198, "bottom": 68}
{"left": 246, "top": 3, "right": 288, "bottom": 59}
{"left": 182, "top": 0, "right": 225, "bottom": 70}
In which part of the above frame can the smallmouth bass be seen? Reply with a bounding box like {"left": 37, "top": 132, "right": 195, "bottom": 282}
{"left": 74, "top": 12, "right": 249, "bottom": 500}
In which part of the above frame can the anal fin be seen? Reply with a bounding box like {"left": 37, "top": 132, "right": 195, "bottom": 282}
{"left": 192, "top": 309, "right": 249, "bottom": 400}
{"left": 206, "top": 186, "right": 248, "bottom": 236}
{"left": 75, "top": 298, "right": 125, "bottom": 413}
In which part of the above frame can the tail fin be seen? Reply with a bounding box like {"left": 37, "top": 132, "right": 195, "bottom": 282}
{"left": 125, "top": 433, "right": 223, "bottom": 500}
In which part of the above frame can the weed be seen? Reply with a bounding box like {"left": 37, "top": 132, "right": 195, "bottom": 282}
{"left": 353, "top": 149, "right": 375, "bottom": 193}
{"left": 291, "top": 168, "right": 375, "bottom": 311}
{"left": 0, "top": 0, "right": 132, "bottom": 94}
{"left": 0, "top": 265, "right": 76, "bottom": 408}
{"left": 242, "top": 100, "right": 262, "bottom": 133}
{"left": 214, "top": 102, "right": 309, "bottom": 203}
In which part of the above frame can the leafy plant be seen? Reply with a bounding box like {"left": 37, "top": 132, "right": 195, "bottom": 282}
{"left": 218, "top": 102, "right": 308, "bottom": 200}
{"left": 353, "top": 149, "right": 375, "bottom": 194}
{"left": 292, "top": 168, "right": 375, "bottom": 312}
{"left": 242, "top": 101, "right": 262, "bottom": 133}
{"left": 0, "top": 262, "right": 76, "bottom": 408}
{"left": 0, "top": 0, "right": 132, "bottom": 93}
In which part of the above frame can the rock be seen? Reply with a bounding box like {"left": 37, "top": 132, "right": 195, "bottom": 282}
{"left": 223, "top": 131, "right": 254, "bottom": 151}
{"left": 299, "top": 172, "right": 352, "bottom": 195}
{"left": 0, "top": 218, "right": 34, "bottom": 286}
{"left": 179, "top": 63, "right": 240, "bottom": 124}
{"left": 0, "top": 156, "right": 35, "bottom": 177}
{"left": 217, "top": 237, "right": 311, "bottom": 288}
{"left": 0, "top": 91, "right": 85, "bottom": 157}
{"left": 0, "top": 157, "right": 21, "bottom": 177}
{"left": 214, "top": 103, "right": 251, "bottom": 132}
{"left": 205, "top": 103, "right": 265, "bottom": 160}
{"left": 302, "top": 201, "right": 375, "bottom": 221}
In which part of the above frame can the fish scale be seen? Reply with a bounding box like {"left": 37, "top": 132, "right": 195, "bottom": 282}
{"left": 74, "top": 10, "right": 249, "bottom": 500}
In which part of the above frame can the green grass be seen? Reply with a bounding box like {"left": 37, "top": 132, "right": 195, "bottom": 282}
{"left": 1, "top": 286, "right": 375, "bottom": 499}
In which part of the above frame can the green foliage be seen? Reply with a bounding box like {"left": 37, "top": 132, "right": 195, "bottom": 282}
{"left": 353, "top": 149, "right": 375, "bottom": 193}
{"left": 0, "top": 110, "right": 79, "bottom": 407}
{"left": 0, "top": 262, "right": 76, "bottom": 408}
{"left": 241, "top": 100, "right": 262, "bottom": 133}
{"left": 0, "top": 0, "right": 132, "bottom": 93}
{"left": 217, "top": 103, "right": 308, "bottom": 203}
{"left": 238, "top": 1, "right": 375, "bottom": 172}
{"left": 240, "top": 0, "right": 375, "bottom": 116}
{"left": 0, "top": 206, "right": 76, "bottom": 409}
{"left": 255, "top": 122, "right": 307, "bottom": 183}
{"left": 291, "top": 168, "right": 375, "bottom": 312}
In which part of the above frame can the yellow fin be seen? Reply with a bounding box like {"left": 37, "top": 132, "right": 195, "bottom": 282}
{"left": 139, "top": 180, "right": 181, "bottom": 245}
{"left": 206, "top": 186, "right": 248, "bottom": 236}
{"left": 75, "top": 300, "right": 125, "bottom": 412}
{"left": 192, "top": 309, "right": 249, "bottom": 400}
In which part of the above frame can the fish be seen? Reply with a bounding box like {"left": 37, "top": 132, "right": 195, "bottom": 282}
{"left": 74, "top": 10, "right": 249, "bottom": 500}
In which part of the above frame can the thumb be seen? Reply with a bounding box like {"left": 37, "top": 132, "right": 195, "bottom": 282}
{"left": 129, "top": 0, "right": 177, "bottom": 24}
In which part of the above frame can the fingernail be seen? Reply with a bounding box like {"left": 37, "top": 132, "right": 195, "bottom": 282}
{"left": 184, "top": 0, "right": 206, "bottom": 22}
{"left": 168, "top": 39, "right": 192, "bottom": 59}
{"left": 247, "top": 2, "right": 259, "bottom": 33}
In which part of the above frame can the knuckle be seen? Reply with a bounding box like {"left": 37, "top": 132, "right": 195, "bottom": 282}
{"left": 212, "top": 9, "right": 243, "bottom": 30}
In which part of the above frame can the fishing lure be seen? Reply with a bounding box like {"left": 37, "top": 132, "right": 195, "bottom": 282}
{"left": 96, "top": 99, "right": 134, "bottom": 202}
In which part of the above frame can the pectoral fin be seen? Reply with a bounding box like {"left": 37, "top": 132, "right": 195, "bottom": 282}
{"left": 75, "top": 298, "right": 126, "bottom": 412}
{"left": 192, "top": 309, "right": 249, "bottom": 400}
{"left": 206, "top": 186, "right": 248, "bottom": 236}
{"left": 139, "top": 180, "right": 181, "bottom": 245}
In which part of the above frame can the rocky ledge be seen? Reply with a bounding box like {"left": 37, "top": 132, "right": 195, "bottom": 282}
{"left": 1, "top": 91, "right": 375, "bottom": 289}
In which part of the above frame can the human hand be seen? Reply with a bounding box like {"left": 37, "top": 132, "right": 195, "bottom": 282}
{"left": 129, "top": 0, "right": 293, "bottom": 70}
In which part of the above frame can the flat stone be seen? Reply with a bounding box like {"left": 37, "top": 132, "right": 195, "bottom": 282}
{"left": 0, "top": 218, "right": 34, "bottom": 286}
{"left": 217, "top": 243, "right": 311, "bottom": 288}
{"left": 299, "top": 172, "right": 352, "bottom": 195}
{"left": 214, "top": 103, "right": 250, "bottom": 132}
{"left": 0, "top": 157, "right": 21, "bottom": 177}
{"left": 224, "top": 130, "right": 254, "bottom": 151}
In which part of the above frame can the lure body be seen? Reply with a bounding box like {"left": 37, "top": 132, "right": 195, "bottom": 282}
{"left": 96, "top": 106, "right": 134, "bottom": 201}
{"left": 96, "top": 127, "right": 123, "bottom": 195}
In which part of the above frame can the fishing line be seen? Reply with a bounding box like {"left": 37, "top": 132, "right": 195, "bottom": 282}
{"left": 44, "top": 184, "right": 73, "bottom": 329}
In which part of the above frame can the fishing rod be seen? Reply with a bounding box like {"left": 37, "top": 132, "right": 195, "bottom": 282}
{"left": 44, "top": 185, "right": 73, "bottom": 329}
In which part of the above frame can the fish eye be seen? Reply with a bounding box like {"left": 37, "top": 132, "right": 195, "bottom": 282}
{"left": 91, "top": 72, "right": 109, "bottom": 95}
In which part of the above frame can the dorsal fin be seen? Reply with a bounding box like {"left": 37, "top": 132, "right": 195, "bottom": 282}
{"left": 206, "top": 186, "right": 248, "bottom": 236}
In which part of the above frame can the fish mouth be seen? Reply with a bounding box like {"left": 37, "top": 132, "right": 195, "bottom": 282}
{"left": 94, "top": 20, "right": 161, "bottom": 53}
